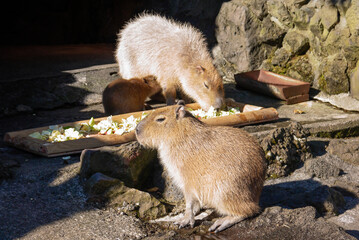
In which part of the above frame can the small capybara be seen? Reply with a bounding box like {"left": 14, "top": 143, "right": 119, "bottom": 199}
{"left": 115, "top": 14, "right": 225, "bottom": 110}
{"left": 135, "top": 104, "right": 267, "bottom": 232}
{"left": 102, "top": 75, "right": 161, "bottom": 115}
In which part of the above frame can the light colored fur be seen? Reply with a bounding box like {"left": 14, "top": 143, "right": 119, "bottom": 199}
{"left": 115, "top": 14, "right": 224, "bottom": 110}
{"left": 135, "top": 105, "right": 267, "bottom": 232}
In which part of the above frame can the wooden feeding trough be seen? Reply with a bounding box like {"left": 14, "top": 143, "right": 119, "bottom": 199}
{"left": 4, "top": 100, "right": 278, "bottom": 157}
{"left": 235, "top": 70, "right": 311, "bottom": 104}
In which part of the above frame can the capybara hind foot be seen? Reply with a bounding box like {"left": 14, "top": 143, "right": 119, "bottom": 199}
{"left": 209, "top": 216, "right": 245, "bottom": 233}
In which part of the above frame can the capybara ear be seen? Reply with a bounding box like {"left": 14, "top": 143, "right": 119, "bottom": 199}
{"left": 143, "top": 75, "right": 157, "bottom": 84}
{"left": 196, "top": 65, "right": 205, "bottom": 74}
{"left": 175, "top": 105, "right": 186, "bottom": 119}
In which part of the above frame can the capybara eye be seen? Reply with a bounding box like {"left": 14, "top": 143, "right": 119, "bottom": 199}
{"left": 204, "top": 82, "right": 209, "bottom": 89}
{"left": 155, "top": 116, "right": 166, "bottom": 123}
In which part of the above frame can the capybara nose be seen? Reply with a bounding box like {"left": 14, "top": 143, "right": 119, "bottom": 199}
{"left": 213, "top": 97, "right": 225, "bottom": 109}
{"left": 136, "top": 120, "right": 145, "bottom": 136}
{"left": 135, "top": 122, "right": 142, "bottom": 135}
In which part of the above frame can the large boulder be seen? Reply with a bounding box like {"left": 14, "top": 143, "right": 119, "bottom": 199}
{"left": 80, "top": 142, "right": 157, "bottom": 189}
{"left": 261, "top": 122, "right": 312, "bottom": 179}
{"left": 215, "top": 0, "right": 285, "bottom": 73}
{"left": 105, "top": 182, "right": 167, "bottom": 221}
{"left": 319, "top": 53, "right": 349, "bottom": 94}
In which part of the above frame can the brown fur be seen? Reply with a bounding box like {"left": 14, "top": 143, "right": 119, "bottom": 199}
{"left": 135, "top": 105, "right": 267, "bottom": 232}
{"left": 116, "top": 14, "right": 225, "bottom": 110}
{"left": 102, "top": 75, "right": 161, "bottom": 115}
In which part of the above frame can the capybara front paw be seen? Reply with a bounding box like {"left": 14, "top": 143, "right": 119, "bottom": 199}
{"left": 175, "top": 216, "right": 195, "bottom": 229}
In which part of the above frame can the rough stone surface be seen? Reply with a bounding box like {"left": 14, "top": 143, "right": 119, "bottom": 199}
{"left": 215, "top": 0, "right": 359, "bottom": 95}
{"left": 320, "top": 53, "right": 349, "bottom": 94}
{"left": 214, "top": 206, "right": 356, "bottom": 240}
{"left": 282, "top": 30, "right": 310, "bottom": 56}
{"left": 314, "top": 92, "right": 359, "bottom": 112}
{"left": 84, "top": 172, "right": 121, "bottom": 195}
{"left": 215, "top": 0, "right": 285, "bottom": 73}
{"left": 306, "top": 186, "right": 346, "bottom": 217}
{"left": 327, "top": 139, "right": 359, "bottom": 165}
{"left": 104, "top": 182, "right": 167, "bottom": 221}
{"left": 160, "top": 170, "right": 184, "bottom": 204}
{"left": 80, "top": 142, "right": 157, "bottom": 189}
{"left": 150, "top": 160, "right": 184, "bottom": 204}
{"left": 350, "top": 60, "right": 359, "bottom": 100}
{"left": 261, "top": 122, "right": 312, "bottom": 178}
{"left": 305, "top": 156, "right": 342, "bottom": 179}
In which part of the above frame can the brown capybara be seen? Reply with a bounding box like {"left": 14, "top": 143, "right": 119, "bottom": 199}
{"left": 115, "top": 14, "right": 225, "bottom": 110}
{"left": 102, "top": 75, "right": 161, "bottom": 115}
{"left": 135, "top": 104, "right": 267, "bottom": 232}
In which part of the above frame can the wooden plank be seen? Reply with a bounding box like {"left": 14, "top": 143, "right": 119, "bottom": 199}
{"left": 203, "top": 107, "right": 278, "bottom": 127}
{"left": 4, "top": 101, "right": 278, "bottom": 157}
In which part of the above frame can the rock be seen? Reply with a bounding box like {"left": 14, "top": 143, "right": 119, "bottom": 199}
{"left": 328, "top": 198, "right": 359, "bottom": 239}
{"left": 218, "top": 206, "right": 356, "bottom": 239}
{"left": 282, "top": 31, "right": 310, "bottom": 55}
{"left": 350, "top": 60, "right": 359, "bottom": 100}
{"left": 80, "top": 142, "right": 157, "bottom": 189}
{"left": 345, "top": 0, "right": 359, "bottom": 37}
{"left": 291, "top": 6, "right": 315, "bottom": 30}
{"left": 306, "top": 186, "right": 345, "bottom": 217}
{"left": 215, "top": 0, "right": 285, "bottom": 73}
{"left": 319, "top": 53, "right": 349, "bottom": 94}
{"left": 84, "top": 172, "right": 121, "bottom": 195}
{"left": 150, "top": 160, "right": 184, "bottom": 204}
{"left": 267, "top": 0, "right": 292, "bottom": 29}
{"left": 261, "top": 122, "right": 312, "bottom": 178}
{"left": 215, "top": 0, "right": 359, "bottom": 97}
{"left": 313, "top": 92, "right": 359, "bottom": 112}
{"left": 271, "top": 48, "right": 291, "bottom": 67}
{"left": 161, "top": 171, "right": 184, "bottom": 204}
{"left": 319, "top": 3, "right": 339, "bottom": 31}
{"left": 287, "top": 55, "right": 314, "bottom": 83}
{"left": 105, "top": 183, "right": 167, "bottom": 221}
{"left": 327, "top": 139, "right": 359, "bottom": 165}
{"left": 304, "top": 156, "right": 342, "bottom": 179}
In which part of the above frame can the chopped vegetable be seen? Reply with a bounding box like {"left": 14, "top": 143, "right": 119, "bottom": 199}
{"left": 189, "top": 106, "right": 241, "bottom": 120}
{"left": 28, "top": 107, "right": 241, "bottom": 142}
{"left": 28, "top": 112, "right": 148, "bottom": 142}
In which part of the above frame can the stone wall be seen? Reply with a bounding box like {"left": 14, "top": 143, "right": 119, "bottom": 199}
{"left": 215, "top": 0, "right": 359, "bottom": 97}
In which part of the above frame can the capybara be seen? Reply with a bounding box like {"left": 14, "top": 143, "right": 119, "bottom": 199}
{"left": 102, "top": 75, "right": 161, "bottom": 115}
{"left": 115, "top": 14, "right": 225, "bottom": 110}
{"left": 135, "top": 104, "right": 267, "bottom": 232}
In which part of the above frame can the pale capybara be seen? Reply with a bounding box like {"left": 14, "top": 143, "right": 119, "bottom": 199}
{"left": 135, "top": 104, "right": 267, "bottom": 233}
{"left": 102, "top": 75, "right": 161, "bottom": 115}
{"left": 115, "top": 14, "right": 225, "bottom": 110}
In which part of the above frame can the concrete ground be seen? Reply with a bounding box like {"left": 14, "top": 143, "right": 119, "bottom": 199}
{"left": 0, "top": 45, "right": 358, "bottom": 239}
